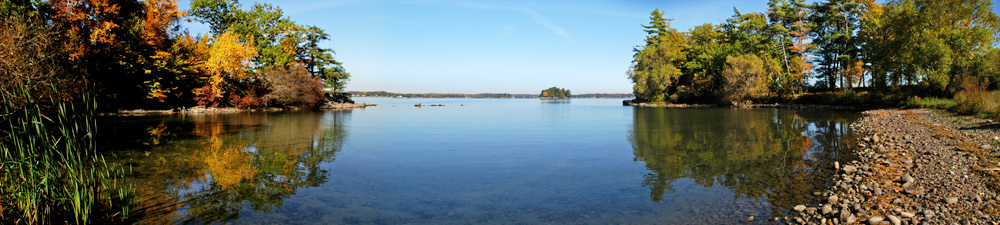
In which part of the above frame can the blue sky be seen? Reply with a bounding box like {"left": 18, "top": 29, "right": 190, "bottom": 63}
{"left": 178, "top": 0, "right": 1000, "bottom": 94}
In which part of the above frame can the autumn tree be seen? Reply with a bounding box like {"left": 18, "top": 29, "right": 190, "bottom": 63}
{"left": 863, "top": 0, "right": 999, "bottom": 93}
{"left": 194, "top": 30, "right": 258, "bottom": 107}
{"left": 263, "top": 65, "right": 325, "bottom": 108}
{"left": 190, "top": 0, "right": 350, "bottom": 92}
{"left": 719, "top": 54, "right": 771, "bottom": 104}
{"left": 766, "top": 0, "right": 813, "bottom": 97}
{"left": 628, "top": 9, "right": 688, "bottom": 103}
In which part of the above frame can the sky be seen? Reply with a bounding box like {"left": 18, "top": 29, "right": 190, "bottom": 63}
{"left": 178, "top": 0, "right": 1000, "bottom": 94}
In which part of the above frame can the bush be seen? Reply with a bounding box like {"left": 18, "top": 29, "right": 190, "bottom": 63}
{"left": 953, "top": 79, "right": 1000, "bottom": 119}
{"left": 263, "top": 65, "right": 325, "bottom": 108}
{"left": 718, "top": 54, "right": 770, "bottom": 105}
{"left": 0, "top": 18, "right": 84, "bottom": 111}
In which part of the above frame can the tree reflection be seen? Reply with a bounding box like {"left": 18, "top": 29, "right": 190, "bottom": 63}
{"left": 109, "top": 111, "right": 350, "bottom": 224}
{"left": 629, "top": 108, "right": 858, "bottom": 215}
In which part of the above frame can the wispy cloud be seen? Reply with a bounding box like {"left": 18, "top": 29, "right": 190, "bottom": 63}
{"left": 432, "top": 0, "right": 573, "bottom": 41}
{"left": 517, "top": 8, "right": 571, "bottom": 41}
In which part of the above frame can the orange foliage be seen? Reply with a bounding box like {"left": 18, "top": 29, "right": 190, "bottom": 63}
{"left": 48, "top": 0, "right": 128, "bottom": 59}
{"left": 141, "top": 0, "right": 184, "bottom": 47}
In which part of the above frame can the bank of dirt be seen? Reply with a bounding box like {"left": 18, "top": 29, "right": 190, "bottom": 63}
{"left": 790, "top": 109, "right": 1000, "bottom": 224}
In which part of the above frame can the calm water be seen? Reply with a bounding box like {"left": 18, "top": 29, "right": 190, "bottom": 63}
{"left": 98, "top": 98, "right": 860, "bottom": 224}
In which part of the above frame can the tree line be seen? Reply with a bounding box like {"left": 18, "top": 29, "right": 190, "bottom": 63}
{"left": 628, "top": 0, "right": 1000, "bottom": 105}
{"left": 0, "top": 0, "right": 350, "bottom": 110}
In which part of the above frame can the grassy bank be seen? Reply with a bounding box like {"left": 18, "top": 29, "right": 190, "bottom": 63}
{"left": 793, "top": 87, "right": 1000, "bottom": 120}
{"left": 1, "top": 81, "right": 132, "bottom": 224}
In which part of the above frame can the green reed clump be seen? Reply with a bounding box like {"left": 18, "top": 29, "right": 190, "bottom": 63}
{"left": 903, "top": 96, "right": 958, "bottom": 109}
{"left": 1, "top": 81, "right": 132, "bottom": 224}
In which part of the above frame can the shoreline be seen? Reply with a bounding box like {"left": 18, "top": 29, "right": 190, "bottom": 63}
{"left": 788, "top": 109, "right": 1000, "bottom": 224}
{"left": 624, "top": 100, "right": 874, "bottom": 111}
{"left": 104, "top": 102, "right": 375, "bottom": 116}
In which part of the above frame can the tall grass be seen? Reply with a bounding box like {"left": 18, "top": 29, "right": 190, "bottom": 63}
{"left": 953, "top": 79, "right": 1000, "bottom": 119}
{"left": 1, "top": 80, "right": 132, "bottom": 224}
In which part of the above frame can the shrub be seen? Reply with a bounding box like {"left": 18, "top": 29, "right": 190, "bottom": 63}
{"left": 953, "top": 78, "right": 1000, "bottom": 119}
{"left": 0, "top": 18, "right": 84, "bottom": 111}
{"left": 263, "top": 65, "right": 325, "bottom": 108}
{"left": 718, "top": 54, "right": 770, "bottom": 105}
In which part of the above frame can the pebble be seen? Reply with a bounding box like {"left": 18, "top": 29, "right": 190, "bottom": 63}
{"left": 869, "top": 216, "right": 884, "bottom": 224}
{"left": 887, "top": 215, "right": 901, "bottom": 225}
{"left": 793, "top": 205, "right": 806, "bottom": 212}
{"left": 822, "top": 204, "right": 833, "bottom": 215}
{"left": 902, "top": 174, "right": 914, "bottom": 183}
{"left": 924, "top": 209, "right": 935, "bottom": 218}
{"left": 828, "top": 195, "right": 839, "bottom": 205}
{"left": 843, "top": 165, "right": 858, "bottom": 174}
{"left": 900, "top": 212, "right": 914, "bottom": 218}
{"left": 944, "top": 197, "right": 958, "bottom": 204}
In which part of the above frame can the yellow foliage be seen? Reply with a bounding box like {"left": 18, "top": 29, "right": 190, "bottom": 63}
{"left": 198, "top": 122, "right": 257, "bottom": 189}
{"left": 195, "top": 30, "right": 257, "bottom": 100}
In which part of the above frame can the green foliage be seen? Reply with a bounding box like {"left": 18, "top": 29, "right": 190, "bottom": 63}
{"left": 863, "top": 0, "right": 1000, "bottom": 93}
{"left": 0, "top": 81, "right": 132, "bottom": 224}
{"left": 628, "top": 9, "right": 687, "bottom": 103}
{"left": 903, "top": 96, "right": 958, "bottom": 109}
{"left": 719, "top": 54, "right": 772, "bottom": 104}
{"left": 629, "top": 0, "right": 1000, "bottom": 106}
{"left": 190, "top": 0, "right": 351, "bottom": 91}
{"left": 540, "top": 86, "right": 571, "bottom": 99}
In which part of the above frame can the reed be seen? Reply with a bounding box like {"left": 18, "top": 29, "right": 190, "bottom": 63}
{"left": 1, "top": 80, "right": 132, "bottom": 224}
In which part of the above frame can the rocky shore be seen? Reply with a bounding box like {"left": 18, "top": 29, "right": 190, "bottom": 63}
{"left": 789, "top": 109, "right": 1000, "bottom": 225}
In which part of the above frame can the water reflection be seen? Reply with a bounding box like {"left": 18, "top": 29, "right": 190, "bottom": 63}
{"left": 540, "top": 99, "right": 571, "bottom": 104}
{"left": 629, "top": 108, "right": 858, "bottom": 216}
{"left": 103, "top": 111, "right": 350, "bottom": 224}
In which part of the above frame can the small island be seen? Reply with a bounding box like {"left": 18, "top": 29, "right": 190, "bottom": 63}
{"left": 540, "top": 87, "right": 571, "bottom": 99}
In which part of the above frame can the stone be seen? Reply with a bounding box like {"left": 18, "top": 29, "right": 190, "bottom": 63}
{"left": 843, "top": 165, "right": 858, "bottom": 174}
{"left": 846, "top": 215, "right": 857, "bottom": 224}
{"left": 794, "top": 205, "right": 806, "bottom": 212}
{"left": 945, "top": 197, "right": 959, "bottom": 204}
{"left": 746, "top": 216, "right": 754, "bottom": 221}
{"left": 829, "top": 195, "right": 840, "bottom": 205}
{"left": 835, "top": 161, "right": 841, "bottom": 170}
{"left": 822, "top": 204, "right": 834, "bottom": 215}
{"left": 840, "top": 208, "right": 852, "bottom": 221}
{"left": 902, "top": 174, "right": 914, "bottom": 183}
{"left": 983, "top": 144, "right": 992, "bottom": 150}
{"left": 900, "top": 212, "right": 915, "bottom": 218}
{"left": 887, "top": 215, "right": 901, "bottom": 225}
{"left": 869, "top": 216, "right": 884, "bottom": 224}
{"left": 923, "top": 210, "right": 935, "bottom": 218}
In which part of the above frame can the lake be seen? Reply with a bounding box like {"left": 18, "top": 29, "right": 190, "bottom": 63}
{"left": 98, "top": 97, "right": 860, "bottom": 224}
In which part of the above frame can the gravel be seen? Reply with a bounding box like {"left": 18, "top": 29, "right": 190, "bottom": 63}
{"left": 787, "top": 109, "right": 1000, "bottom": 224}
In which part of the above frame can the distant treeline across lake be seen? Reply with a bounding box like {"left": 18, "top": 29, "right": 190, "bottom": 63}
{"left": 348, "top": 91, "right": 635, "bottom": 99}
